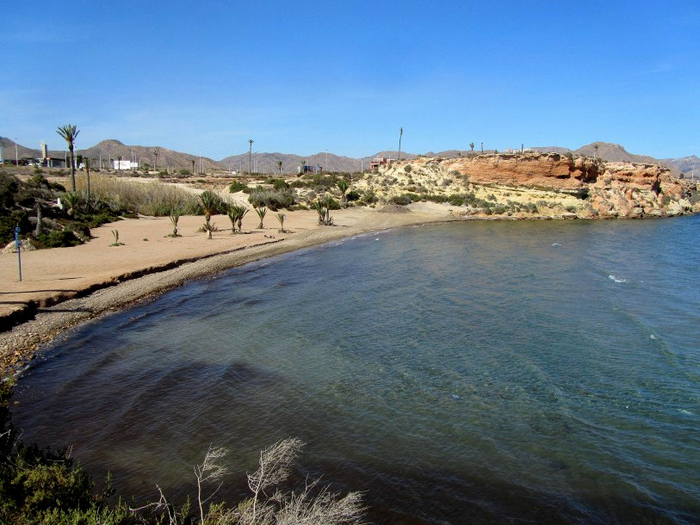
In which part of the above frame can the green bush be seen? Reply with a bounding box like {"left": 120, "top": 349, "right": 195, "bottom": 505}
{"left": 0, "top": 211, "right": 30, "bottom": 245}
{"left": 448, "top": 194, "right": 465, "bottom": 206}
{"left": 248, "top": 189, "right": 295, "bottom": 210}
{"left": 0, "top": 173, "right": 20, "bottom": 208}
{"left": 362, "top": 191, "right": 378, "bottom": 204}
{"left": 390, "top": 194, "right": 412, "bottom": 206}
{"left": 425, "top": 194, "right": 447, "bottom": 203}
{"left": 229, "top": 180, "right": 250, "bottom": 193}
{"left": 265, "top": 178, "right": 289, "bottom": 190}
{"left": 35, "top": 230, "right": 83, "bottom": 248}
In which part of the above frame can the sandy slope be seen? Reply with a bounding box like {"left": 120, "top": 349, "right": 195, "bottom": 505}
{"left": 0, "top": 203, "right": 454, "bottom": 376}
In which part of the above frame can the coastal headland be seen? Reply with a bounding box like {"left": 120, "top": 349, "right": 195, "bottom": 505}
{"left": 1, "top": 151, "right": 698, "bottom": 377}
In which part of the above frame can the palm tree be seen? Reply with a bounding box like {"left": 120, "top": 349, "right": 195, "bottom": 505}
{"left": 199, "top": 190, "right": 222, "bottom": 231}
{"left": 153, "top": 149, "right": 159, "bottom": 171}
{"left": 277, "top": 212, "right": 286, "bottom": 233}
{"left": 277, "top": 160, "right": 283, "bottom": 175}
{"left": 470, "top": 142, "right": 475, "bottom": 152}
{"left": 84, "top": 157, "right": 91, "bottom": 205}
{"left": 227, "top": 204, "right": 248, "bottom": 233}
{"left": 169, "top": 208, "right": 181, "bottom": 237}
{"left": 56, "top": 124, "right": 80, "bottom": 191}
{"left": 254, "top": 206, "right": 267, "bottom": 229}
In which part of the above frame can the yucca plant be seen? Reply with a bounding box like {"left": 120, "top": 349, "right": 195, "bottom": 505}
{"left": 254, "top": 206, "right": 267, "bottom": 229}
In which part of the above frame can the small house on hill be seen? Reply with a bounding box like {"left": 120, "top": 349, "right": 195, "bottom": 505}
{"left": 370, "top": 157, "right": 391, "bottom": 169}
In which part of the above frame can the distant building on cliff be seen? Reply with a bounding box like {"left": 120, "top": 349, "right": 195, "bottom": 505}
{"left": 370, "top": 157, "right": 391, "bottom": 169}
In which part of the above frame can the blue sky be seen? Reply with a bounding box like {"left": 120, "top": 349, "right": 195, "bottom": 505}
{"left": 2, "top": 1, "right": 699, "bottom": 159}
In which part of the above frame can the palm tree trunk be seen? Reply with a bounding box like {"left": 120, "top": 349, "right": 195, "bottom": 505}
{"left": 69, "top": 145, "right": 76, "bottom": 192}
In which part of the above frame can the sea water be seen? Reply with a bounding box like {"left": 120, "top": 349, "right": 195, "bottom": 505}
{"left": 11, "top": 216, "right": 700, "bottom": 523}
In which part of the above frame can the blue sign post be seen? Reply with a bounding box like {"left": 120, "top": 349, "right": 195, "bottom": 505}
{"left": 14, "top": 225, "right": 22, "bottom": 282}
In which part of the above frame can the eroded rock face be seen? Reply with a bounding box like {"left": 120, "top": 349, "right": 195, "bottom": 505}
{"left": 393, "top": 153, "right": 698, "bottom": 219}
{"left": 443, "top": 153, "right": 602, "bottom": 190}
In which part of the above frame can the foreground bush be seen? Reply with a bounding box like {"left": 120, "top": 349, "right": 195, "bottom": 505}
{"left": 0, "top": 382, "right": 365, "bottom": 524}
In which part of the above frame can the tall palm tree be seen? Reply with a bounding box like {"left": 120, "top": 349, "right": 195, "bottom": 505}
{"left": 470, "top": 142, "right": 475, "bottom": 152}
{"left": 277, "top": 160, "right": 283, "bottom": 175}
{"left": 56, "top": 124, "right": 80, "bottom": 191}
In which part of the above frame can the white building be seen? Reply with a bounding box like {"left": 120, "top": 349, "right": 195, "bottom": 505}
{"left": 113, "top": 160, "right": 139, "bottom": 170}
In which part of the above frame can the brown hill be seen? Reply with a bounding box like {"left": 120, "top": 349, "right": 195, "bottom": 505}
{"left": 663, "top": 155, "right": 699, "bottom": 177}
{"left": 81, "top": 140, "right": 222, "bottom": 172}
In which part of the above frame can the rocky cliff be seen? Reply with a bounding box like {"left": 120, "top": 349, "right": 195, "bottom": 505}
{"left": 366, "top": 152, "right": 699, "bottom": 219}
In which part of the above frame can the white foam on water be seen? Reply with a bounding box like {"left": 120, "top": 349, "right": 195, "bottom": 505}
{"left": 608, "top": 275, "right": 628, "bottom": 283}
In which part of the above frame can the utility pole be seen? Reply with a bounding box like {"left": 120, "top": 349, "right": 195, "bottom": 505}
{"left": 398, "top": 127, "right": 403, "bottom": 160}
{"left": 0, "top": 136, "right": 3, "bottom": 162}
{"left": 248, "top": 139, "right": 254, "bottom": 174}
{"left": 15, "top": 138, "right": 18, "bottom": 165}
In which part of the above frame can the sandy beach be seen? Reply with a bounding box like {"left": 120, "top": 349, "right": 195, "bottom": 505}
{"left": 0, "top": 203, "right": 455, "bottom": 377}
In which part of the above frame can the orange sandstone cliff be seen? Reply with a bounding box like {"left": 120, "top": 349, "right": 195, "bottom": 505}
{"left": 370, "top": 152, "right": 698, "bottom": 219}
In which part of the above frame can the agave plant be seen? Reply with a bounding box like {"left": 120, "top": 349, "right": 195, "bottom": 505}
{"left": 254, "top": 206, "right": 267, "bottom": 229}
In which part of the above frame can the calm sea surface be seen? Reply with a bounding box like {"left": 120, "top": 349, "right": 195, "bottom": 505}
{"left": 12, "top": 216, "right": 700, "bottom": 524}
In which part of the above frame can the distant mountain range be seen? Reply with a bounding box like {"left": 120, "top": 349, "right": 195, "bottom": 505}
{"left": 1, "top": 137, "right": 697, "bottom": 177}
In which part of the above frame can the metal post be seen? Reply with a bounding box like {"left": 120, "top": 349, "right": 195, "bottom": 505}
{"left": 14, "top": 225, "right": 22, "bottom": 282}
